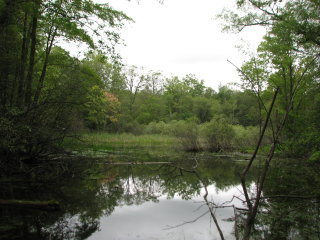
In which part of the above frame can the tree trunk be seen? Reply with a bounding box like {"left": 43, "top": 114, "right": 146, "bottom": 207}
{"left": 25, "top": 0, "right": 40, "bottom": 107}
{"left": 16, "top": 12, "right": 31, "bottom": 107}
{"left": 33, "top": 25, "right": 57, "bottom": 105}
{"left": 0, "top": 199, "right": 60, "bottom": 211}
{"left": 0, "top": 0, "right": 17, "bottom": 107}
{"left": 240, "top": 88, "right": 279, "bottom": 239}
{"left": 242, "top": 92, "right": 295, "bottom": 240}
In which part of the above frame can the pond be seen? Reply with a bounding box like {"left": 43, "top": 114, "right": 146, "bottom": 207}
{"left": 1, "top": 147, "right": 319, "bottom": 240}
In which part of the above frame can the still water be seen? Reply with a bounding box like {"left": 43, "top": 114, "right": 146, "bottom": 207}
{"left": 1, "top": 148, "right": 319, "bottom": 240}
{"left": 89, "top": 183, "right": 241, "bottom": 240}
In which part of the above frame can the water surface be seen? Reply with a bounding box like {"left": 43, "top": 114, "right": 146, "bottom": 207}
{"left": 1, "top": 148, "right": 319, "bottom": 239}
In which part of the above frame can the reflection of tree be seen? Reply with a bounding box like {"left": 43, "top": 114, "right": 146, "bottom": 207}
{"left": 38, "top": 216, "right": 99, "bottom": 240}
{"left": 159, "top": 164, "right": 202, "bottom": 200}
{"left": 235, "top": 159, "right": 320, "bottom": 239}
{"left": 0, "top": 153, "right": 257, "bottom": 240}
{"left": 257, "top": 159, "right": 320, "bottom": 239}
{"left": 117, "top": 165, "right": 161, "bottom": 205}
{"left": 0, "top": 159, "right": 121, "bottom": 240}
{"left": 158, "top": 160, "right": 243, "bottom": 240}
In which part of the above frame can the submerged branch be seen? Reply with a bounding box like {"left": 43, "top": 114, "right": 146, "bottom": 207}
{"left": 105, "top": 161, "right": 171, "bottom": 165}
{"left": 0, "top": 199, "right": 60, "bottom": 211}
{"left": 254, "top": 195, "right": 319, "bottom": 200}
{"left": 165, "top": 164, "right": 226, "bottom": 240}
{"left": 202, "top": 184, "right": 225, "bottom": 240}
{"left": 162, "top": 210, "right": 209, "bottom": 230}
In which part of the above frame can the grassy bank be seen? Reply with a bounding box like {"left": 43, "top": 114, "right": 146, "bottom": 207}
{"left": 63, "top": 126, "right": 271, "bottom": 158}
{"left": 63, "top": 133, "right": 180, "bottom": 154}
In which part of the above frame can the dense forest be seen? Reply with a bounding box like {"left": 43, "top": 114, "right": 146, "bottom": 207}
{"left": 0, "top": 0, "right": 319, "bottom": 239}
{"left": 1, "top": 0, "right": 319, "bottom": 161}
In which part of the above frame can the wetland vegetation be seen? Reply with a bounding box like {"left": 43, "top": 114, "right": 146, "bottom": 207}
{"left": 0, "top": 0, "right": 320, "bottom": 239}
{"left": 1, "top": 146, "right": 319, "bottom": 239}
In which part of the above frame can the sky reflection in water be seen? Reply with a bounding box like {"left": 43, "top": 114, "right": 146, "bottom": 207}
{"left": 89, "top": 184, "right": 243, "bottom": 240}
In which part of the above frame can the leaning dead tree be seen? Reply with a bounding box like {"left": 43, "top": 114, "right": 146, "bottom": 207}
{"left": 162, "top": 164, "right": 226, "bottom": 240}
{"left": 233, "top": 55, "right": 318, "bottom": 239}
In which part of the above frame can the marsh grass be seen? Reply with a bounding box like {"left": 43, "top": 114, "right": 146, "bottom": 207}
{"left": 63, "top": 124, "right": 263, "bottom": 156}
{"left": 63, "top": 133, "right": 180, "bottom": 154}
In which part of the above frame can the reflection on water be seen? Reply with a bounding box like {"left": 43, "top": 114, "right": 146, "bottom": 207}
{"left": 89, "top": 184, "right": 242, "bottom": 240}
{"left": 1, "top": 148, "right": 319, "bottom": 240}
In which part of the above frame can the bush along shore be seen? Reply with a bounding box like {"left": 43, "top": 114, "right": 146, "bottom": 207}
{"left": 63, "top": 119, "right": 273, "bottom": 155}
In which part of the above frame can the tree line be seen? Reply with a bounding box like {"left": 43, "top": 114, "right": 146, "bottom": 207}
{"left": 219, "top": 0, "right": 320, "bottom": 238}
{"left": 0, "top": 0, "right": 319, "bottom": 239}
{"left": 0, "top": 0, "right": 319, "bottom": 163}
{"left": 0, "top": 0, "right": 130, "bottom": 162}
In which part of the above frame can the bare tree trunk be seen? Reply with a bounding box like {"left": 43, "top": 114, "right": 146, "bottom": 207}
{"left": 242, "top": 99, "right": 293, "bottom": 239}
{"left": 202, "top": 184, "right": 225, "bottom": 240}
{"left": 16, "top": 12, "right": 31, "bottom": 107}
{"left": 25, "top": 0, "right": 40, "bottom": 107}
{"left": 0, "top": 0, "right": 17, "bottom": 107}
{"left": 32, "top": 25, "right": 57, "bottom": 105}
{"left": 240, "top": 88, "right": 279, "bottom": 213}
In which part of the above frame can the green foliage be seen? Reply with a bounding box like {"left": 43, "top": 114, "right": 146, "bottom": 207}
{"left": 2, "top": 0, "right": 319, "bottom": 163}
{"left": 82, "top": 83, "right": 121, "bottom": 131}
{"left": 232, "top": 125, "right": 260, "bottom": 152}
{"left": 116, "top": 119, "right": 144, "bottom": 135}
{"left": 0, "top": 105, "right": 75, "bottom": 163}
{"left": 219, "top": 0, "right": 320, "bottom": 160}
{"left": 309, "top": 151, "right": 320, "bottom": 162}
{"left": 219, "top": 2, "right": 320, "bottom": 237}
{"left": 234, "top": 91, "right": 261, "bottom": 126}
{"left": 44, "top": 0, "right": 131, "bottom": 50}
{"left": 0, "top": 0, "right": 131, "bottom": 161}
{"left": 192, "top": 97, "right": 213, "bottom": 123}
{"left": 135, "top": 94, "right": 167, "bottom": 124}
{"left": 82, "top": 52, "right": 126, "bottom": 92}
{"left": 164, "top": 75, "right": 208, "bottom": 120}
{"left": 164, "top": 120, "right": 201, "bottom": 152}
{"left": 143, "top": 120, "right": 263, "bottom": 153}
{"left": 0, "top": 109, "right": 31, "bottom": 160}
{"left": 259, "top": 159, "right": 320, "bottom": 239}
{"left": 144, "top": 121, "right": 170, "bottom": 135}
{"left": 63, "top": 132, "right": 178, "bottom": 154}
{"left": 200, "top": 119, "right": 235, "bottom": 152}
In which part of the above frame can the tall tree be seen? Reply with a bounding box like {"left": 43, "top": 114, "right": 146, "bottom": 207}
{"left": 0, "top": 0, "right": 131, "bottom": 109}
{"left": 0, "top": 0, "right": 131, "bottom": 160}
{"left": 220, "top": 0, "right": 320, "bottom": 238}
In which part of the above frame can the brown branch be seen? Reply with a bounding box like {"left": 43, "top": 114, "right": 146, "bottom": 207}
{"left": 166, "top": 165, "right": 225, "bottom": 240}
{"left": 162, "top": 210, "right": 209, "bottom": 230}
{"left": 248, "top": 0, "right": 278, "bottom": 17}
{"left": 0, "top": 199, "right": 60, "bottom": 211}
{"left": 202, "top": 182, "right": 225, "bottom": 240}
{"left": 255, "top": 195, "right": 319, "bottom": 200}
{"left": 240, "top": 88, "right": 279, "bottom": 213}
{"left": 238, "top": 21, "right": 271, "bottom": 31}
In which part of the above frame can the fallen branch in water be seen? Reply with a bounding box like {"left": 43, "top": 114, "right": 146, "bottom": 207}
{"left": 162, "top": 164, "right": 225, "bottom": 240}
{"left": 202, "top": 183, "right": 225, "bottom": 240}
{"left": 162, "top": 210, "right": 209, "bottom": 230}
{"left": 105, "top": 161, "right": 171, "bottom": 165}
{"left": 253, "top": 195, "right": 319, "bottom": 200}
{"left": 0, "top": 199, "right": 60, "bottom": 211}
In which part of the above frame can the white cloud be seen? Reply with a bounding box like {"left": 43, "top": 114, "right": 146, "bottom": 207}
{"left": 97, "top": 0, "right": 266, "bottom": 90}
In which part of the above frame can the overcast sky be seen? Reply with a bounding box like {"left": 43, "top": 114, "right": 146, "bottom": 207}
{"left": 102, "top": 0, "right": 266, "bottom": 90}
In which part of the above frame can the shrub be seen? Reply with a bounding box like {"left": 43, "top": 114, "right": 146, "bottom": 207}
{"left": 125, "top": 120, "right": 202, "bottom": 151}
{"left": 172, "top": 120, "right": 200, "bottom": 151}
{"left": 309, "top": 151, "right": 320, "bottom": 162}
{"left": 144, "top": 121, "right": 169, "bottom": 135}
{"left": 200, "top": 119, "right": 235, "bottom": 152}
{"left": 232, "top": 125, "right": 260, "bottom": 152}
{"left": 0, "top": 105, "right": 77, "bottom": 165}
